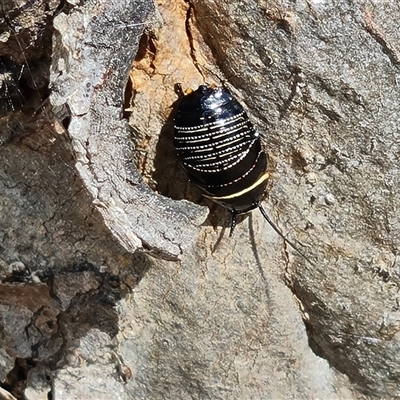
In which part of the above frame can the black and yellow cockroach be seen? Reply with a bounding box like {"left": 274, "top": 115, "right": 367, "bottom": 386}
{"left": 173, "top": 84, "right": 311, "bottom": 263}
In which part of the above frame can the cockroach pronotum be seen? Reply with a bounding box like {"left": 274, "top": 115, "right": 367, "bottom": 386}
{"left": 173, "top": 84, "right": 311, "bottom": 262}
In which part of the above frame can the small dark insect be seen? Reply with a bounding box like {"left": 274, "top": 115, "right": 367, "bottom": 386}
{"left": 173, "top": 84, "right": 310, "bottom": 261}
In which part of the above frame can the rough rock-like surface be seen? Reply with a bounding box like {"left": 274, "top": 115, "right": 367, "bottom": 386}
{"left": 50, "top": 0, "right": 207, "bottom": 260}
{"left": 130, "top": 1, "right": 400, "bottom": 396}
{"left": 1, "top": 0, "right": 399, "bottom": 398}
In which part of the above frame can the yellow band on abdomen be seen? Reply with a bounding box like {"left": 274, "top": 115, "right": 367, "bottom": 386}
{"left": 203, "top": 172, "right": 269, "bottom": 201}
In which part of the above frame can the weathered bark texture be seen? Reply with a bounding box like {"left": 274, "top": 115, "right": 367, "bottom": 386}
{"left": 49, "top": 0, "right": 207, "bottom": 260}
{"left": 1, "top": 0, "right": 400, "bottom": 399}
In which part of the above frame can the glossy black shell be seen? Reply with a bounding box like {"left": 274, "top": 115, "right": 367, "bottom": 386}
{"left": 174, "top": 85, "right": 268, "bottom": 214}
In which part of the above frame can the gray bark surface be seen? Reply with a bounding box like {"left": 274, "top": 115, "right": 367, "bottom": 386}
{"left": 0, "top": 0, "right": 399, "bottom": 399}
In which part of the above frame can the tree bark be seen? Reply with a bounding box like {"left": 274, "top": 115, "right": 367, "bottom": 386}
{"left": 1, "top": 0, "right": 399, "bottom": 398}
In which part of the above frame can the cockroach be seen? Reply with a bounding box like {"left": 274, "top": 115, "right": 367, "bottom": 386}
{"left": 173, "top": 84, "right": 311, "bottom": 262}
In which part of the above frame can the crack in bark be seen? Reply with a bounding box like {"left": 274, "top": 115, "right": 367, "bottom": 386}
{"left": 279, "top": 67, "right": 304, "bottom": 120}
{"left": 363, "top": 15, "right": 400, "bottom": 67}
{"left": 184, "top": 0, "right": 205, "bottom": 82}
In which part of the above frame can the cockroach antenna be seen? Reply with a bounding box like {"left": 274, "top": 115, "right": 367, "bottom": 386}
{"left": 257, "top": 203, "right": 314, "bottom": 266}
